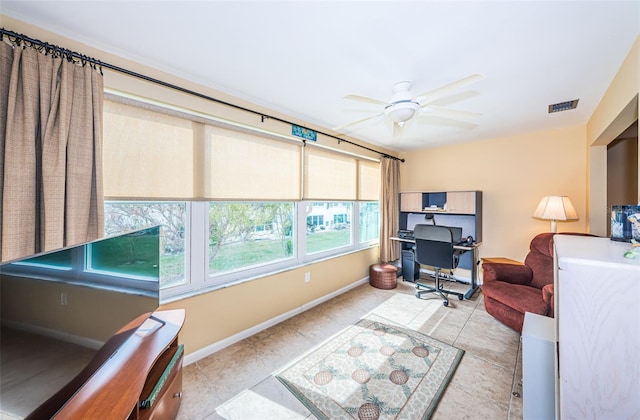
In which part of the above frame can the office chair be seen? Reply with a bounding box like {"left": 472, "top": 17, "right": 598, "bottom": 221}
{"left": 413, "top": 224, "right": 465, "bottom": 306}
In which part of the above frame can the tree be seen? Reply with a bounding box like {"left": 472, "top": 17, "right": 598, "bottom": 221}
{"left": 104, "top": 203, "right": 185, "bottom": 255}
{"left": 209, "top": 203, "right": 255, "bottom": 260}
{"left": 262, "top": 203, "right": 294, "bottom": 256}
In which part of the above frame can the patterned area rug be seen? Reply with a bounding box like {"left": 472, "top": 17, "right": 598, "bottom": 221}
{"left": 276, "top": 316, "right": 464, "bottom": 419}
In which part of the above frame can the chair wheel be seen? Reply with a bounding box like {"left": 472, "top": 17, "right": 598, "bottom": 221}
{"left": 443, "top": 301, "right": 449, "bottom": 307}
{"left": 458, "top": 295, "right": 464, "bottom": 300}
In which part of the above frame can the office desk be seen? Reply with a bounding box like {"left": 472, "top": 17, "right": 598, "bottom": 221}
{"left": 390, "top": 236, "right": 480, "bottom": 299}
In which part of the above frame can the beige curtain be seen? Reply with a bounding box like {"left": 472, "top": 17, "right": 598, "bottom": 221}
{"left": 0, "top": 41, "right": 104, "bottom": 262}
{"left": 379, "top": 157, "right": 400, "bottom": 262}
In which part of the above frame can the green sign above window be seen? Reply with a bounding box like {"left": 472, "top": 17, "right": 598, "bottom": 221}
{"left": 292, "top": 125, "right": 317, "bottom": 141}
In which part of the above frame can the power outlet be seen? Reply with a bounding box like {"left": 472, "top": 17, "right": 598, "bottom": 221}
{"left": 60, "top": 292, "right": 68, "bottom": 306}
{"left": 304, "top": 272, "right": 311, "bottom": 283}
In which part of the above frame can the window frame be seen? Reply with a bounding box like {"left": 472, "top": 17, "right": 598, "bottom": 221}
{"left": 1, "top": 240, "right": 159, "bottom": 296}
{"left": 101, "top": 93, "right": 381, "bottom": 302}
{"left": 108, "top": 200, "right": 381, "bottom": 301}
{"left": 202, "top": 201, "right": 298, "bottom": 288}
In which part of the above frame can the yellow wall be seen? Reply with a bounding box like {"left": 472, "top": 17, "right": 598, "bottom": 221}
{"left": 586, "top": 36, "right": 639, "bottom": 236}
{"left": 160, "top": 247, "right": 378, "bottom": 355}
{"left": 0, "top": 275, "right": 156, "bottom": 343}
{"left": 588, "top": 36, "right": 639, "bottom": 147}
{"left": 399, "top": 125, "right": 588, "bottom": 262}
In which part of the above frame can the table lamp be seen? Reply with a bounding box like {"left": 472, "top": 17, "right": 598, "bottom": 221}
{"left": 532, "top": 196, "right": 579, "bottom": 233}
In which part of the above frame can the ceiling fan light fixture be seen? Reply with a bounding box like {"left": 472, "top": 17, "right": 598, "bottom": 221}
{"left": 385, "top": 101, "right": 420, "bottom": 123}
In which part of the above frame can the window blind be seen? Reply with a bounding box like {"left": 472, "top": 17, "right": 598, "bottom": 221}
{"left": 358, "top": 160, "right": 381, "bottom": 201}
{"left": 304, "top": 147, "right": 357, "bottom": 200}
{"left": 205, "top": 125, "right": 301, "bottom": 200}
{"left": 103, "top": 100, "right": 195, "bottom": 199}
{"left": 103, "top": 98, "right": 379, "bottom": 202}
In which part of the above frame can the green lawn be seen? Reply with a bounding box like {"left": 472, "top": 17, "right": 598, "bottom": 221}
{"left": 305, "top": 230, "right": 351, "bottom": 254}
{"left": 158, "top": 229, "right": 372, "bottom": 285}
{"left": 91, "top": 234, "right": 159, "bottom": 278}
{"left": 207, "top": 230, "right": 351, "bottom": 272}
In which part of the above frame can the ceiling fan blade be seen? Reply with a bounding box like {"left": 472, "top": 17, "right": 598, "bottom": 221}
{"left": 332, "top": 113, "right": 383, "bottom": 132}
{"left": 414, "top": 73, "right": 485, "bottom": 106}
{"left": 422, "top": 105, "right": 482, "bottom": 119}
{"left": 343, "top": 94, "right": 390, "bottom": 106}
{"left": 416, "top": 115, "right": 479, "bottom": 130}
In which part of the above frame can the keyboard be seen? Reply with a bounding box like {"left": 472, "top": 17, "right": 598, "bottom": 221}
{"left": 398, "top": 230, "right": 414, "bottom": 239}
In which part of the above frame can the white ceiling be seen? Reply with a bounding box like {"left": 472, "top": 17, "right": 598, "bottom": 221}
{"left": 1, "top": 1, "right": 639, "bottom": 152}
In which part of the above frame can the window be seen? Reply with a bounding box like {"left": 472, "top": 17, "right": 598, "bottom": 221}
{"left": 102, "top": 95, "right": 381, "bottom": 299}
{"left": 3, "top": 227, "right": 160, "bottom": 294}
{"left": 88, "top": 231, "right": 159, "bottom": 281}
{"left": 17, "top": 248, "right": 74, "bottom": 270}
{"left": 104, "top": 202, "right": 187, "bottom": 289}
{"left": 305, "top": 202, "right": 352, "bottom": 254}
{"left": 359, "top": 202, "right": 380, "bottom": 243}
{"left": 208, "top": 202, "right": 294, "bottom": 275}
{"left": 306, "top": 215, "right": 324, "bottom": 229}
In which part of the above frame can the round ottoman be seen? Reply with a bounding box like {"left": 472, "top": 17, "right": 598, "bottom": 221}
{"left": 369, "top": 263, "right": 398, "bottom": 290}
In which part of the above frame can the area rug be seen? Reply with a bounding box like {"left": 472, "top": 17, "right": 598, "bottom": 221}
{"left": 276, "top": 316, "right": 464, "bottom": 419}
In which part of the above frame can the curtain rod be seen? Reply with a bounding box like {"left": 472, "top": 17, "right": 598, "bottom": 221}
{"left": 0, "top": 27, "right": 404, "bottom": 163}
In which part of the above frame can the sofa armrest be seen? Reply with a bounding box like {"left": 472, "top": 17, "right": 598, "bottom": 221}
{"left": 482, "top": 262, "right": 533, "bottom": 286}
{"left": 542, "top": 283, "right": 554, "bottom": 317}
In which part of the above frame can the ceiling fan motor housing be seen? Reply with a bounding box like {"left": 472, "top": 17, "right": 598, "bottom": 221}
{"left": 385, "top": 102, "right": 420, "bottom": 123}
{"left": 385, "top": 81, "right": 421, "bottom": 123}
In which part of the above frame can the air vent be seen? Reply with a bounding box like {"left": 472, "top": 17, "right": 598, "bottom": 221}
{"left": 548, "top": 99, "right": 579, "bottom": 113}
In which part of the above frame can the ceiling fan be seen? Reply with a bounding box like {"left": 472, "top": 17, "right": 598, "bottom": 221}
{"left": 333, "top": 74, "right": 485, "bottom": 134}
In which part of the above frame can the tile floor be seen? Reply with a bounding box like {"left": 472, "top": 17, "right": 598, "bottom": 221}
{"left": 177, "top": 278, "right": 523, "bottom": 420}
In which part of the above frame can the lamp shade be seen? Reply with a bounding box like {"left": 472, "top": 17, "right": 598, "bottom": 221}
{"left": 533, "top": 196, "right": 578, "bottom": 232}
{"left": 532, "top": 196, "right": 579, "bottom": 221}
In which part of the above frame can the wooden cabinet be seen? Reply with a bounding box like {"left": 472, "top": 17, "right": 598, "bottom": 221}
{"left": 400, "top": 192, "right": 423, "bottom": 212}
{"left": 29, "top": 310, "right": 185, "bottom": 420}
{"left": 446, "top": 191, "right": 475, "bottom": 214}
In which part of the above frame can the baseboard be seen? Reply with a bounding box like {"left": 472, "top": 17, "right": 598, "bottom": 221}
{"left": 183, "top": 276, "right": 369, "bottom": 366}
{"left": 1, "top": 319, "right": 105, "bottom": 350}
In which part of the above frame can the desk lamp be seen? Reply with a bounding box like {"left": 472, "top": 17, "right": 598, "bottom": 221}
{"left": 532, "top": 196, "right": 579, "bottom": 233}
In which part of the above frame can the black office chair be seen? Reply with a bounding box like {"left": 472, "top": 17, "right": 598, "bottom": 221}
{"left": 413, "top": 224, "right": 465, "bottom": 306}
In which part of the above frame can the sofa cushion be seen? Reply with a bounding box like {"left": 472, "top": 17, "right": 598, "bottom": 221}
{"left": 484, "top": 296, "right": 527, "bottom": 333}
{"left": 482, "top": 280, "right": 548, "bottom": 316}
{"left": 525, "top": 232, "right": 555, "bottom": 289}
{"left": 526, "top": 251, "right": 554, "bottom": 289}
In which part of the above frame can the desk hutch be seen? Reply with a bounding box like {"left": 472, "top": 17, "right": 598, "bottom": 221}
{"left": 397, "top": 190, "right": 483, "bottom": 295}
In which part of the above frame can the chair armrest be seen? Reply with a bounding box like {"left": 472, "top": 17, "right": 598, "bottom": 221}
{"left": 542, "top": 283, "right": 554, "bottom": 317}
{"left": 482, "top": 262, "right": 533, "bottom": 286}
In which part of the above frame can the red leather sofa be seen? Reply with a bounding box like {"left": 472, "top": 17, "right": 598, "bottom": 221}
{"left": 481, "top": 232, "right": 587, "bottom": 333}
